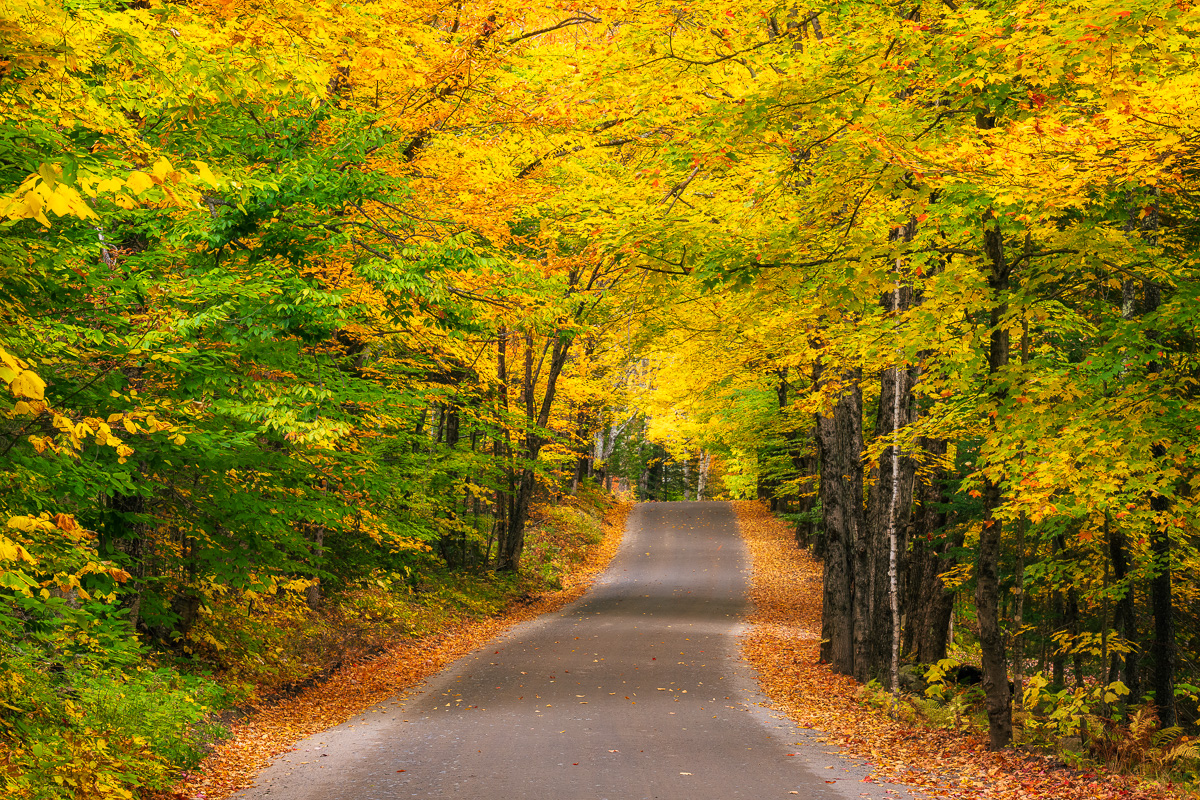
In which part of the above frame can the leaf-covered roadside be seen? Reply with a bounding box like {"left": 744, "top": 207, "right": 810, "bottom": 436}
{"left": 169, "top": 496, "right": 629, "bottom": 800}
{"left": 734, "top": 501, "right": 1190, "bottom": 800}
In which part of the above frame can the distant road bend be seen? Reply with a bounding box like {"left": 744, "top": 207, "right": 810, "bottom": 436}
{"left": 238, "top": 501, "right": 907, "bottom": 800}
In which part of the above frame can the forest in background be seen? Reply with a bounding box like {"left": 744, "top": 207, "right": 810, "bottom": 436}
{"left": 1, "top": 0, "right": 1199, "bottom": 796}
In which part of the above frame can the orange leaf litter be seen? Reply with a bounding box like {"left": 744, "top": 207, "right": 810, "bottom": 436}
{"left": 175, "top": 501, "right": 630, "bottom": 800}
{"left": 733, "top": 500, "right": 1189, "bottom": 800}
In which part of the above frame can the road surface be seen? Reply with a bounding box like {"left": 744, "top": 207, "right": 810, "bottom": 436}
{"left": 237, "top": 501, "right": 911, "bottom": 799}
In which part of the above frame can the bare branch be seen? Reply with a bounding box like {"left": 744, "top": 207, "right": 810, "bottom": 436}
{"left": 506, "top": 14, "right": 601, "bottom": 45}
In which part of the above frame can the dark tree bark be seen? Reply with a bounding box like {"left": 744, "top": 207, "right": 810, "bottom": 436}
{"left": 1052, "top": 586, "right": 1066, "bottom": 687}
{"left": 1108, "top": 277, "right": 1141, "bottom": 695}
{"left": 103, "top": 488, "right": 148, "bottom": 630}
{"left": 647, "top": 447, "right": 663, "bottom": 500}
{"left": 904, "top": 438, "right": 959, "bottom": 664}
{"left": 774, "top": 366, "right": 818, "bottom": 541}
{"left": 571, "top": 408, "right": 588, "bottom": 495}
{"left": 814, "top": 359, "right": 864, "bottom": 676}
{"left": 304, "top": 523, "right": 325, "bottom": 609}
{"left": 862, "top": 222, "right": 921, "bottom": 684}
{"left": 763, "top": 368, "right": 791, "bottom": 512}
{"left": 496, "top": 331, "right": 573, "bottom": 572}
{"left": 413, "top": 405, "right": 428, "bottom": 452}
{"left": 1054, "top": 533, "right": 1084, "bottom": 688}
{"left": 493, "top": 329, "right": 513, "bottom": 567}
{"left": 494, "top": 263, "right": 610, "bottom": 571}
{"left": 794, "top": 453, "right": 819, "bottom": 549}
{"left": 1106, "top": 515, "right": 1138, "bottom": 692}
{"left": 1148, "top": 483, "right": 1176, "bottom": 727}
{"left": 444, "top": 404, "right": 460, "bottom": 447}
{"left": 977, "top": 216, "right": 1013, "bottom": 749}
{"left": 865, "top": 357, "right": 918, "bottom": 679}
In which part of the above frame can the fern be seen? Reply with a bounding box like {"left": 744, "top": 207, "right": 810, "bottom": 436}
{"left": 1150, "top": 725, "right": 1184, "bottom": 749}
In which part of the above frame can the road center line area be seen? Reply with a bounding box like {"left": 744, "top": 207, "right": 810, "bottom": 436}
{"left": 237, "top": 501, "right": 915, "bottom": 800}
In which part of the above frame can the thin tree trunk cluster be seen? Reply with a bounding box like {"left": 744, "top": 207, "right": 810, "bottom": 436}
{"left": 814, "top": 356, "right": 936, "bottom": 685}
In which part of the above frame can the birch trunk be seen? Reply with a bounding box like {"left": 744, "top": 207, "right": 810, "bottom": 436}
{"left": 887, "top": 281, "right": 903, "bottom": 694}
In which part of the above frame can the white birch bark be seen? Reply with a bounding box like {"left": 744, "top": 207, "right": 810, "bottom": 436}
{"left": 888, "top": 271, "right": 903, "bottom": 695}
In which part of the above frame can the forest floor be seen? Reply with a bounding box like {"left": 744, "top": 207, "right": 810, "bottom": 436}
{"left": 170, "top": 498, "right": 1194, "bottom": 800}
{"left": 734, "top": 500, "right": 1195, "bottom": 800}
{"left": 169, "top": 496, "right": 631, "bottom": 800}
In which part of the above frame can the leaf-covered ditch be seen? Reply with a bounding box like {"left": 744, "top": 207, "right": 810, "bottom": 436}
{"left": 734, "top": 501, "right": 1197, "bottom": 800}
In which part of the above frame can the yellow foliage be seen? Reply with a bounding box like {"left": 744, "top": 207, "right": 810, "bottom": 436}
{"left": 0, "top": 534, "right": 36, "bottom": 564}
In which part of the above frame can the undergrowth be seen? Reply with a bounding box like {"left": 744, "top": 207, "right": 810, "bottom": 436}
{"left": 861, "top": 664, "right": 1200, "bottom": 791}
{"left": 1, "top": 486, "right": 618, "bottom": 800}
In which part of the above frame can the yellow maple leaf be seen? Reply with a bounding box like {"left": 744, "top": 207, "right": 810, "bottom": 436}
{"left": 152, "top": 157, "right": 174, "bottom": 180}
{"left": 0, "top": 536, "right": 36, "bottom": 564}
{"left": 10, "top": 370, "right": 46, "bottom": 400}
{"left": 126, "top": 171, "right": 155, "bottom": 195}
{"left": 192, "top": 160, "right": 220, "bottom": 187}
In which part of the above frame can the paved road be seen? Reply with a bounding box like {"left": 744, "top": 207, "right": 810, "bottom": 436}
{"left": 238, "top": 501, "right": 909, "bottom": 800}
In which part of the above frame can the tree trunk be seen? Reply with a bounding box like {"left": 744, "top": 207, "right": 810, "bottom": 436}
{"left": 814, "top": 359, "right": 864, "bottom": 676}
{"left": 496, "top": 329, "right": 574, "bottom": 572}
{"left": 866, "top": 359, "right": 917, "bottom": 678}
{"left": 682, "top": 451, "right": 692, "bottom": 501}
{"left": 905, "top": 438, "right": 957, "bottom": 663}
{"left": 1052, "top": 587, "right": 1066, "bottom": 687}
{"left": 886, "top": 289, "right": 905, "bottom": 692}
{"left": 305, "top": 524, "right": 325, "bottom": 609}
{"left": 1108, "top": 278, "right": 1140, "bottom": 694}
{"left": 797, "top": 454, "right": 818, "bottom": 550}
{"left": 762, "top": 368, "right": 790, "bottom": 510}
{"left": 1148, "top": 484, "right": 1175, "bottom": 727}
{"left": 1011, "top": 514, "right": 1026, "bottom": 708}
{"left": 104, "top": 488, "right": 148, "bottom": 632}
{"left": 493, "top": 330, "right": 512, "bottom": 566}
{"left": 647, "top": 446, "right": 663, "bottom": 500}
{"left": 570, "top": 408, "right": 587, "bottom": 495}
{"left": 977, "top": 217, "right": 1013, "bottom": 749}
{"left": 444, "top": 404, "right": 460, "bottom": 447}
{"left": 1106, "top": 514, "right": 1137, "bottom": 691}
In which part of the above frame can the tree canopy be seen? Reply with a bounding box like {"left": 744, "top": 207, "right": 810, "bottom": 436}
{"left": 2, "top": 0, "right": 1200, "bottom": 793}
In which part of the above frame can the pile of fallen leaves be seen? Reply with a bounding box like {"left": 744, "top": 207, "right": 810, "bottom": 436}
{"left": 733, "top": 500, "right": 1191, "bottom": 800}
{"left": 171, "top": 500, "right": 630, "bottom": 800}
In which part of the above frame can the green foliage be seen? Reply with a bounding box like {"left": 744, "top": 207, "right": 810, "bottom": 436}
{"left": 1019, "top": 673, "right": 1131, "bottom": 747}
{"left": 921, "top": 658, "right": 966, "bottom": 703}
{"left": 180, "top": 488, "right": 616, "bottom": 697}
{"left": 0, "top": 650, "right": 223, "bottom": 800}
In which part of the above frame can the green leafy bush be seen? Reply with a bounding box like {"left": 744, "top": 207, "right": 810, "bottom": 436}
{"left": 0, "top": 653, "right": 224, "bottom": 800}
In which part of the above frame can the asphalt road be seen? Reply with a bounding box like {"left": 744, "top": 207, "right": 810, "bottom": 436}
{"left": 237, "top": 501, "right": 911, "bottom": 800}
